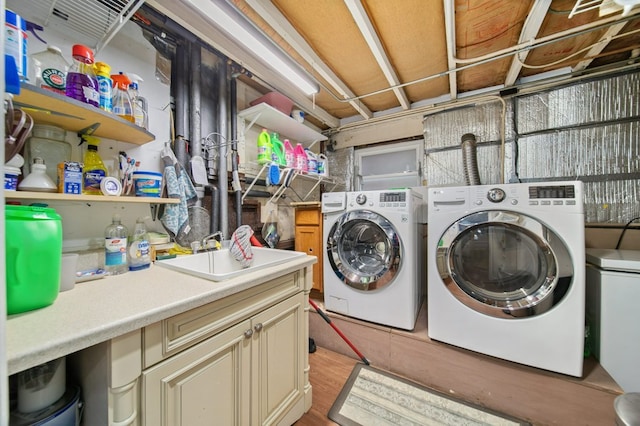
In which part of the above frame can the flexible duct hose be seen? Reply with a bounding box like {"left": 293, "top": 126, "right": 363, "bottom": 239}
{"left": 461, "top": 133, "right": 481, "bottom": 186}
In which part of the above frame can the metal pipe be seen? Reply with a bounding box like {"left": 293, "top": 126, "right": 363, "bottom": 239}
{"left": 230, "top": 71, "right": 242, "bottom": 227}
{"left": 190, "top": 42, "right": 202, "bottom": 156}
{"left": 174, "top": 42, "right": 190, "bottom": 142}
{"left": 209, "top": 185, "right": 220, "bottom": 233}
{"left": 217, "top": 60, "right": 229, "bottom": 238}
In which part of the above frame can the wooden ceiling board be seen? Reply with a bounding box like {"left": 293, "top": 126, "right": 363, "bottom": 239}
{"left": 364, "top": 0, "right": 450, "bottom": 104}
{"left": 454, "top": 0, "right": 532, "bottom": 92}
{"left": 203, "top": 0, "right": 640, "bottom": 128}
{"left": 591, "top": 18, "right": 640, "bottom": 67}
{"left": 273, "top": 0, "right": 398, "bottom": 116}
{"left": 521, "top": 1, "right": 609, "bottom": 76}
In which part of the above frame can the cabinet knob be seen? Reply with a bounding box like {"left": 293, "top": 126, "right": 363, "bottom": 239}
{"left": 254, "top": 323, "right": 264, "bottom": 332}
{"left": 244, "top": 329, "right": 254, "bottom": 338}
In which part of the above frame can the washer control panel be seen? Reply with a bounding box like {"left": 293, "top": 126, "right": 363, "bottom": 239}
{"left": 348, "top": 190, "right": 411, "bottom": 211}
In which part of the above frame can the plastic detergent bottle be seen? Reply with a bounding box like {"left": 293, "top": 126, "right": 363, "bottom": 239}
{"left": 111, "top": 72, "right": 134, "bottom": 123}
{"left": 257, "top": 128, "right": 272, "bottom": 165}
{"left": 128, "top": 216, "right": 151, "bottom": 271}
{"left": 82, "top": 135, "right": 108, "bottom": 195}
{"left": 29, "top": 45, "right": 69, "bottom": 95}
{"left": 284, "top": 139, "right": 295, "bottom": 168}
{"left": 128, "top": 73, "right": 148, "bottom": 129}
{"left": 105, "top": 214, "right": 129, "bottom": 275}
{"left": 305, "top": 148, "right": 318, "bottom": 174}
{"left": 94, "top": 61, "right": 113, "bottom": 112}
{"left": 270, "top": 132, "right": 285, "bottom": 166}
{"left": 65, "top": 44, "right": 99, "bottom": 107}
{"left": 317, "top": 153, "right": 328, "bottom": 176}
{"left": 294, "top": 143, "right": 308, "bottom": 172}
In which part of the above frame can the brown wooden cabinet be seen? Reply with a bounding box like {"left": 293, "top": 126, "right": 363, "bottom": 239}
{"left": 294, "top": 204, "right": 323, "bottom": 293}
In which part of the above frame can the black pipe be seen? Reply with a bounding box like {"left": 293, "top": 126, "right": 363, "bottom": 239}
{"left": 230, "top": 67, "right": 242, "bottom": 227}
{"left": 190, "top": 42, "right": 202, "bottom": 156}
{"left": 209, "top": 185, "right": 220, "bottom": 233}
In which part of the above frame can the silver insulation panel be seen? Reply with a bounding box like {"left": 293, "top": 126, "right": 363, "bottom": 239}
{"left": 421, "top": 71, "right": 640, "bottom": 223}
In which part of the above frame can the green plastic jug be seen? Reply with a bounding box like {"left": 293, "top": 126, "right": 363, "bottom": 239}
{"left": 5, "top": 205, "right": 63, "bottom": 315}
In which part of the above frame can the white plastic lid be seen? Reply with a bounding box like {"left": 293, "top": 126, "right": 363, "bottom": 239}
{"left": 31, "top": 124, "right": 66, "bottom": 141}
{"left": 101, "top": 177, "right": 122, "bottom": 196}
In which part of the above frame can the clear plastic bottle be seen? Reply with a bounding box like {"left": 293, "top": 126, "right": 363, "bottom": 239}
{"left": 111, "top": 72, "right": 134, "bottom": 123}
{"left": 105, "top": 214, "right": 129, "bottom": 275}
{"left": 127, "top": 73, "right": 148, "bottom": 129}
{"left": 128, "top": 216, "right": 151, "bottom": 271}
{"left": 82, "top": 135, "right": 108, "bottom": 195}
{"left": 94, "top": 61, "right": 113, "bottom": 112}
{"left": 65, "top": 44, "right": 99, "bottom": 107}
{"left": 29, "top": 45, "right": 70, "bottom": 95}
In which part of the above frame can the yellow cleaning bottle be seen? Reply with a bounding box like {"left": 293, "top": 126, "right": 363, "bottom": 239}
{"left": 82, "top": 135, "right": 108, "bottom": 195}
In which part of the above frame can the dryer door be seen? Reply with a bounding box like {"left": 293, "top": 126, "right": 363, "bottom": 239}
{"left": 436, "top": 210, "right": 574, "bottom": 318}
{"left": 327, "top": 210, "right": 402, "bottom": 291}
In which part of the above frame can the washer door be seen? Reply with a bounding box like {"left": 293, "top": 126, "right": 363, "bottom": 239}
{"left": 436, "top": 210, "right": 573, "bottom": 318}
{"left": 327, "top": 210, "right": 402, "bottom": 291}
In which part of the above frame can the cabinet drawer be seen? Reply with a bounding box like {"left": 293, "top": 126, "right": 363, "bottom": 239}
{"left": 143, "top": 272, "right": 301, "bottom": 368}
{"left": 295, "top": 208, "right": 321, "bottom": 225}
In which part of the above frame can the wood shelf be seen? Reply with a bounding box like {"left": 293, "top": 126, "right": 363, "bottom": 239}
{"left": 6, "top": 191, "right": 179, "bottom": 204}
{"left": 238, "top": 103, "right": 327, "bottom": 145}
{"left": 13, "top": 83, "right": 155, "bottom": 144}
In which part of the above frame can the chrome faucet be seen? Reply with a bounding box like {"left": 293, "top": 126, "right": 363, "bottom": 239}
{"left": 191, "top": 231, "right": 224, "bottom": 253}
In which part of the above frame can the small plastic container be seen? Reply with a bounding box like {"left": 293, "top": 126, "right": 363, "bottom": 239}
{"left": 133, "top": 171, "right": 162, "bottom": 197}
{"left": 4, "top": 166, "right": 21, "bottom": 190}
{"left": 24, "top": 124, "right": 71, "bottom": 184}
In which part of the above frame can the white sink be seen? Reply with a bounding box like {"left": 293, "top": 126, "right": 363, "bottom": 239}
{"left": 155, "top": 247, "right": 306, "bottom": 281}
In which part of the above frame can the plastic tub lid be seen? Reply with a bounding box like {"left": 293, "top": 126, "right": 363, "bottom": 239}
{"left": 31, "top": 124, "right": 66, "bottom": 141}
{"left": 133, "top": 171, "right": 163, "bottom": 177}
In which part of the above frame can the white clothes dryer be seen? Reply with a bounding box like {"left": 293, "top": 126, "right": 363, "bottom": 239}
{"left": 322, "top": 189, "right": 425, "bottom": 330}
{"left": 427, "top": 181, "right": 585, "bottom": 377}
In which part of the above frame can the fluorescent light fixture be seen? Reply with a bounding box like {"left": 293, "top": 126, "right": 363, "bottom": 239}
{"left": 186, "top": 0, "right": 319, "bottom": 96}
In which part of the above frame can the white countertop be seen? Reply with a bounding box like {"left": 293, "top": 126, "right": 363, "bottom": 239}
{"left": 7, "top": 255, "right": 315, "bottom": 375}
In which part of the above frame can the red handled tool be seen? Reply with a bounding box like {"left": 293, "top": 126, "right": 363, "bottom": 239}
{"left": 308, "top": 298, "right": 370, "bottom": 366}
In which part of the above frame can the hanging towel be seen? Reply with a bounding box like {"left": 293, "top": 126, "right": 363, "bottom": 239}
{"left": 160, "top": 161, "right": 197, "bottom": 239}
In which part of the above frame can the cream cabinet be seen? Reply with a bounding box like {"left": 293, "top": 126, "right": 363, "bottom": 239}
{"left": 142, "top": 293, "right": 305, "bottom": 425}
{"left": 72, "top": 270, "right": 312, "bottom": 425}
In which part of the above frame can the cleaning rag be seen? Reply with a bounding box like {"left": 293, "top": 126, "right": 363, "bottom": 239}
{"left": 160, "top": 160, "right": 197, "bottom": 239}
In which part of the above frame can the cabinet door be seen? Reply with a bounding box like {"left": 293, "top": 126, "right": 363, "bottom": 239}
{"left": 142, "top": 319, "right": 252, "bottom": 426}
{"left": 252, "top": 293, "right": 306, "bottom": 425}
{"left": 295, "top": 225, "right": 323, "bottom": 292}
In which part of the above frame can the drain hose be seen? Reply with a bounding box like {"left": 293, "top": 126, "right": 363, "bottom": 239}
{"left": 461, "top": 133, "right": 481, "bottom": 186}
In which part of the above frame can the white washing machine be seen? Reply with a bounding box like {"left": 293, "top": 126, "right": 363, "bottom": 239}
{"left": 427, "top": 181, "right": 585, "bottom": 377}
{"left": 586, "top": 249, "right": 640, "bottom": 392}
{"left": 322, "top": 189, "right": 425, "bottom": 330}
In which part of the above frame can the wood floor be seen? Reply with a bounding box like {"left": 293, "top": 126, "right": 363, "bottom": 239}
{"left": 295, "top": 346, "right": 357, "bottom": 425}
{"left": 300, "top": 299, "right": 623, "bottom": 425}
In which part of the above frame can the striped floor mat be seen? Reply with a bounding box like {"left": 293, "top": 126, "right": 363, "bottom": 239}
{"left": 328, "top": 363, "right": 530, "bottom": 426}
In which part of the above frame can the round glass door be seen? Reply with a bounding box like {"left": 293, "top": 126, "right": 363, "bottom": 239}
{"left": 436, "top": 211, "right": 574, "bottom": 318}
{"left": 327, "top": 210, "right": 401, "bottom": 291}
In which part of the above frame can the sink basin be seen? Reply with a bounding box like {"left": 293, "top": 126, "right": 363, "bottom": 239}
{"left": 155, "top": 247, "right": 306, "bottom": 281}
